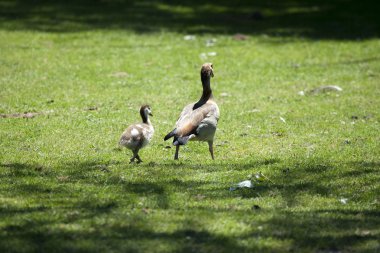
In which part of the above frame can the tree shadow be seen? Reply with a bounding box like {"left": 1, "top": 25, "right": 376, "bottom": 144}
{"left": 0, "top": 162, "right": 53, "bottom": 177}
{"left": 138, "top": 157, "right": 280, "bottom": 172}
{"left": 249, "top": 208, "right": 380, "bottom": 252}
{"left": 0, "top": 216, "right": 247, "bottom": 252}
{"left": 230, "top": 160, "right": 379, "bottom": 207}
{"left": 1, "top": 158, "right": 379, "bottom": 252}
{"left": 0, "top": 0, "right": 379, "bottom": 40}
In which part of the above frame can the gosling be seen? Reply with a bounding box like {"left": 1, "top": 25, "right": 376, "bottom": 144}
{"left": 119, "top": 105, "right": 154, "bottom": 163}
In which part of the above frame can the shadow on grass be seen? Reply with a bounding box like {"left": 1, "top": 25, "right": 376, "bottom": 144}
{"left": 0, "top": 162, "right": 53, "bottom": 177}
{"left": 0, "top": 206, "right": 378, "bottom": 252}
{"left": 0, "top": 0, "right": 379, "bottom": 39}
{"left": 0, "top": 219, "right": 247, "bottom": 253}
{"left": 250, "top": 209, "right": 380, "bottom": 253}
{"left": 136, "top": 157, "right": 281, "bottom": 171}
{"left": 1, "top": 159, "right": 379, "bottom": 252}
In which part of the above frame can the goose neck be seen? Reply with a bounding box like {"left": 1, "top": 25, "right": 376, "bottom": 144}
{"left": 200, "top": 75, "right": 212, "bottom": 101}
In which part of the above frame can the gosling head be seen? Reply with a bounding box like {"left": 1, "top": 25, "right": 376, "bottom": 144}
{"left": 201, "top": 63, "right": 214, "bottom": 78}
{"left": 140, "top": 104, "right": 153, "bottom": 123}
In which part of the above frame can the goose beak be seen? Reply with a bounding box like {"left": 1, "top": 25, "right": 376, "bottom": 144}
{"left": 149, "top": 112, "right": 153, "bottom": 117}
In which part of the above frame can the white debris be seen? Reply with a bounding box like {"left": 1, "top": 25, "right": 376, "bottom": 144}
{"left": 279, "top": 117, "right": 286, "bottom": 123}
{"left": 238, "top": 180, "right": 253, "bottom": 188}
{"left": 229, "top": 180, "right": 253, "bottom": 191}
{"left": 206, "top": 38, "right": 217, "bottom": 47}
{"left": 199, "top": 53, "right": 207, "bottom": 60}
{"left": 200, "top": 52, "right": 217, "bottom": 60}
{"left": 220, "top": 92, "right": 229, "bottom": 97}
{"left": 248, "top": 109, "right": 261, "bottom": 113}
{"left": 311, "top": 85, "right": 343, "bottom": 94}
{"left": 184, "top": 35, "right": 196, "bottom": 41}
{"left": 110, "top": 72, "right": 129, "bottom": 77}
{"left": 298, "top": 91, "right": 305, "bottom": 96}
{"left": 339, "top": 198, "right": 348, "bottom": 204}
{"left": 327, "top": 85, "right": 343, "bottom": 91}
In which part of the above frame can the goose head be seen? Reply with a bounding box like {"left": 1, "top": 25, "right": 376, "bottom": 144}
{"left": 201, "top": 63, "right": 214, "bottom": 78}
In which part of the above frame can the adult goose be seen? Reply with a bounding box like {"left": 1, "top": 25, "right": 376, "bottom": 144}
{"left": 164, "top": 63, "right": 220, "bottom": 160}
{"left": 119, "top": 105, "right": 154, "bottom": 163}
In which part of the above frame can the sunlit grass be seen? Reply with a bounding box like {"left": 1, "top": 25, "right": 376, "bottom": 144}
{"left": 0, "top": 1, "right": 380, "bottom": 252}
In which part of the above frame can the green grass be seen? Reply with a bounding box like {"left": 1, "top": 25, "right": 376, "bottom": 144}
{"left": 1, "top": 0, "right": 380, "bottom": 252}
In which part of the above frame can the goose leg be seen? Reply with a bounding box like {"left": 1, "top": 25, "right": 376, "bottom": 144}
{"left": 208, "top": 141, "right": 214, "bottom": 160}
{"left": 174, "top": 145, "right": 180, "bottom": 160}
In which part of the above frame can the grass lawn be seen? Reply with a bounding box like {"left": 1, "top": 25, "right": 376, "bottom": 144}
{"left": 0, "top": 0, "right": 379, "bottom": 252}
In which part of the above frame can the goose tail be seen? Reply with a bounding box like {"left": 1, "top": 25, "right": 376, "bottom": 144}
{"left": 164, "top": 129, "right": 177, "bottom": 141}
{"left": 173, "top": 136, "right": 191, "bottom": 146}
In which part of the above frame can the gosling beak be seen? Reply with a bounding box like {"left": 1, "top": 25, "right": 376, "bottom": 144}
{"left": 210, "top": 69, "right": 214, "bottom": 78}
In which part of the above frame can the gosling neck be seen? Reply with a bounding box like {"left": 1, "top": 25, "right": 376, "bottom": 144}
{"left": 140, "top": 111, "right": 151, "bottom": 124}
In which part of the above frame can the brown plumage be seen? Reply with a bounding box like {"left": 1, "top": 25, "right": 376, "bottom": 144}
{"left": 164, "top": 63, "right": 220, "bottom": 160}
{"left": 119, "top": 105, "right": 154, "bottom": 163}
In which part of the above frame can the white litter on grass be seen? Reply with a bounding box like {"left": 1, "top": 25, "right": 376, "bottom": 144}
{"left": 184, "top": 35, "right": 196, "bottom": 40}
{"left": 229, "top": 172, "right": 272, "bottom": 191}
{"left": 252, "top": 172, "right": 273, "bottom": 183}
{"left": 298, "top": 91, "right": 305, "bottom": 96}
{"left": 280, "top": 117, "right": 286, "bottom": 123}
{"left": 340, "top": 198, "right": 348, "bottom": 204}
{"left": 248, "top": 109, "right": 261, "bottom": 113}
{"left": 238, "top": 180, "right": 253, "bottom": 188}
{"left": 110, "top": 72, "right": 129, "bottom": 78}
{"left": 199, "top": 53, "right": 207, "bottom": 60}
{"left": 199, "top": 52, "right": 217, "bottom": 60}
{"left": 311, "top": 85, "right": 343, "bottom": 94}
{"left": 206, "top": 38, "right": 217, "bottom": 47}
{"left": 325, "top": 85, "right": 343, "bottom": 91}
{"left": 229, "top": 180, "right": 253, "bottom": 191}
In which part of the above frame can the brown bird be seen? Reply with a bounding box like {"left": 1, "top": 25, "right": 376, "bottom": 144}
{"left": 164, "top": 63, "right": 220, "bottom": 160}
{"left": 119, "top": 105, "right": 154, "bottom": 163}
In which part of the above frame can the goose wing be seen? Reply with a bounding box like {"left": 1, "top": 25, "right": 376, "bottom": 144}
{"left": 175, "top": 101, "right": 219, "bottom": 137}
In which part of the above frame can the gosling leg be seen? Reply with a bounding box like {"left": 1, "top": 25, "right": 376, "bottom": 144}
{"left": 136, "top": 154, "right": 143, "bottom": 164}
{"left": 130, "top": 150, "right": 138, "bottom": 163}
